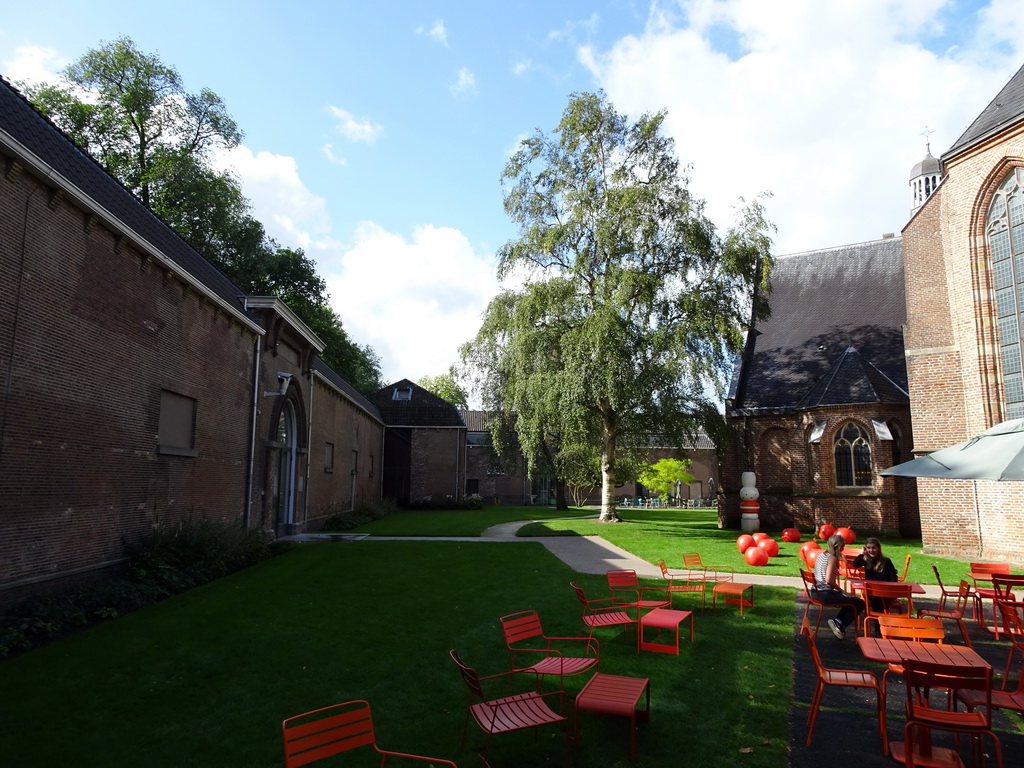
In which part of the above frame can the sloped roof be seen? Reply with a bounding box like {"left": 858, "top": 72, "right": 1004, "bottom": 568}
{"left": 368, "top": 379, "right": 466, "bottom": 427}
{"left": 945, "top": 61, "right": 1024, "bottom": 160}
{"left": 728, "top": 237, "right": 908, "bottom": 413}
{"left": 311, "top": 358, "right": 382, "bottom": 422}
{"left": 0, "top": 76, "right": 250, "bottom": 316}
{"left": 797, "top": 347, "right": 909, "bottom": 409}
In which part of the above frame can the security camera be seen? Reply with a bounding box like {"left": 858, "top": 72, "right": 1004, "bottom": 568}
{"left": 277, "top": 372, "right": 292, "bottom": 395}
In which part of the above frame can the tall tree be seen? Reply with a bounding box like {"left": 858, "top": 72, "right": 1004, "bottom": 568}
{"left": 416, "top": 370, "right": 469, "bottom": 408}
{"left": 24, "top": 36, "right": 241, "bottom": 207}
{"left": 463, "top": 91, "right": 773, "bottom": 523}
{"left": 22, "top": 38, "right": 383, "bottom": 394}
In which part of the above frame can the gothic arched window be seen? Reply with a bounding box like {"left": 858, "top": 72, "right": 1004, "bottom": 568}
{"left": 986, "top": 167, "right": 1024, "bottom": 419}
{"left": 834, "top": 422, "right": 872, "bottom": 487}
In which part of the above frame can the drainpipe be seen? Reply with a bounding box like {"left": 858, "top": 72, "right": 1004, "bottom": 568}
{"left": 304, "top": 365, "right": 314, "bottom": 527}
{"left": 243, "top": 333, "right": 262, "bottom": 529}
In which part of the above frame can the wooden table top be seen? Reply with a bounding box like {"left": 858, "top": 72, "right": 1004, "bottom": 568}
{"left": 856, "top": 637, "right": 990, "bottom": 667}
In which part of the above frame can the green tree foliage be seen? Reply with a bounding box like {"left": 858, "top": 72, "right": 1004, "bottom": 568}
{"left": 21, "top": 37, "right": 382, "bottom": 394}
{"left": 463, "top": 91, "right": 773, "bottom": 523}
{"left": 638, "top": 458, "right": 695, "bottom": 499}
{"left": 416, "top": 370, "right": 469, "bottom": 408}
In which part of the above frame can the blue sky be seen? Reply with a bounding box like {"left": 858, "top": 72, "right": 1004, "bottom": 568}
{"left": 3, "top": 1, "right": 1024, "bottom": 389}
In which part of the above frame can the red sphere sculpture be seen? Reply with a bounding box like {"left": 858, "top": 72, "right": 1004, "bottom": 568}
{"left": 819, "top": 524, "right": 836, "bottom": 540}
{"left": 799, "top": 541, "right": 819, "bottom": 558}
{"left": 757, "top": 538, "right": 780, "bottom": 557}
{"left": 736, "top": 534, "right": 756, "bottom": 553}
{"left": 804, "top": 548, "right": 822, "bottom": 568}
{"left": 836, "top": 526, "right": 857, "bottom": 545}
{"left": 781, "top": 528, "right": 801, "bottom": 543}
{"left": 752, "top": 532, "right": 770, "bottom": 542}
{"left": 744, "top": 545, "right": 769, "bottom": 566}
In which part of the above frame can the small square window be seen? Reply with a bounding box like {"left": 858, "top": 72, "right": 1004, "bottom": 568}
{"left": 157, "top": 390, "right": 197, "bottom": 457}
{"left": 392, "top": 387, "right": 413, "bottom": 401}
{"left": 324, "top": 442, "right": 334, "bottom": 473}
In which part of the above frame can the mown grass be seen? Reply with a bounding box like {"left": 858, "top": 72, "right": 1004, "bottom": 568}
{"left": 352, "top": 504, "right": 595, "bottom": 536}
{"left": 516, "top": 508, "right": 1004, "bottom": 584}
{"left": 0, "top": 539, "right": 795, "bottom": 768}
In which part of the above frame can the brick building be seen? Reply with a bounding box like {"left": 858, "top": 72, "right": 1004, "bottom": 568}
{"left": 367, "top": 380, "right": 467, "bottom": 506}
{"left": 901, "top": 62, "right": 1024, "bottom": 560}
{"left": 0, "top": 79, "right": 383, "bottom": 605}
{"left": 723, "top": 239, "right": 919, "bottom": 536}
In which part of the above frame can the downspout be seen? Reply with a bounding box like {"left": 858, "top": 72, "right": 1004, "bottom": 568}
{"left": 243, "top": 332, "right": 262, "bottom": 529}
{"left": 380, "top": 426, "right": 386, "bottom": 499}
{"left": 304, "top": 365, "right": 314, "bottom": 526}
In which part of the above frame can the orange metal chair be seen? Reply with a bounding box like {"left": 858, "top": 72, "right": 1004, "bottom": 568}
{"left": 896, "top": 659, "right": 1002, "bottom": 768}
{"left": 898, "top": 553, "right": 913, "bottom": 583}
{"left": 450, "top": 649, "right": 569, "bottom": 766}
{"left": 877, "top": 615, "right": 945, "bottom": 692}
{"left": 655, "top": 559, "right": 706, "bottom": 610}
{"left": 932, "top": 564, "right": 968, "bottom": 612}
{"left": 839, "top": 555, "right": 865, "bottom": 592}
{"left": 799, "top": 569, "right": 861, "bottom": 638}
{"left": 682, "top": 552, "right": 733, "bottom": 583}
{"left": 499, "top": 610, "right": 599, "bottom": 690}
{"left": 605, "top": 569, "right": 670, "bottom": 613}
{"left": 800, "top": 617, "right": 887, "bottom": 753}
{"left": 863, "top": 581, "right": 915, "bottom": 635}
{"left": 918, "top": 579, "right": 974, "bottom": 647}
{"left": 990, "top": 573, "right": 1024, "bottom": 640}
{"left": 993, "top": 598, "right": 1024, "bottom": 689}
{"left": 570, "top": 581, "right": 637, "bottom": 642}
{"left": 969, "top": 562, "right": 1010, "bottom": 630}
{"left": 281, "top": 699, "right": 458, "bottom": 768}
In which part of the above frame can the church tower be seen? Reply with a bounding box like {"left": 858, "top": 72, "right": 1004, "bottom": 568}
{"left": 909, "top": 141, "right": 941, "bottom": 216}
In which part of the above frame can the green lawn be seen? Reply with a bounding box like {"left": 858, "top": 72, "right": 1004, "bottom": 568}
{"left": 0, "top": 539, "right": 795, "bottom": 768}
{"left": 352, "top": 504, "right": 595, "bottom": 536}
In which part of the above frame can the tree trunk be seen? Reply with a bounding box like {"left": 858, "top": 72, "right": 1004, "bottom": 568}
{"left": 598, "top": 418, "right": 620, "bottom": 523}
{"left": 554, "top": 478, "right": 569, "bottom": 510}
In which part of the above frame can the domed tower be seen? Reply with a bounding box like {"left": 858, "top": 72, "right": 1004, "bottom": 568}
{"left": 910, "top": 141, "right": 941, "bottom": 217}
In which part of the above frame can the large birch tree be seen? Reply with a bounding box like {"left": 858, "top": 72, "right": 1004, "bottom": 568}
{"left": 463, "top": 91, "right": 773, "bottom": 523}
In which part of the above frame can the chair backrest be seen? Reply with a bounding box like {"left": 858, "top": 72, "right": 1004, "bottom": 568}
{"left": 865, "top": 581, "right": 913, "bottom": 602}
{"left": 282, "top": 700, "right": 378, "bottom": 767}
{"left": 970, "top": 562, "right": 1010, "bottom": 576}
{"left": 606, "top": 569, "right": 639, "bottom": 590}
{"left": 682, "top": 553, "right": 703, "bottom": 569}
{"left": 931, "top": 563, "right": 948, "bottom": 591}
{"left": 570, "top": 581, "right": 594, "bottom": 611}
{"left": 500, "top": 610, "right": 543, "bottom": 647}
{"left": 799, "top": 568, "right": 816, "bottom": 593}
{"left": 899, "top": 553, "right": 912, "bottom": 582}
{"left": 450, "top": 649, "right": 486, "bottom": 702}
{"left": 799, "top": 616, "right": 826, "bottom": 674}
{"left": 902, "top": 658, "right": 992, "bottom": 719}
{"left": 656, "top": 560, "right": 672, "bottom": 579}
{"left": 992, "top": 573, "right": 1024, "bottom": 602}
{"left": 877, "top": 615, "right": 945, "bottom": 642}
{"left": 953, "top": 579, "right": 975, "bottom": 610}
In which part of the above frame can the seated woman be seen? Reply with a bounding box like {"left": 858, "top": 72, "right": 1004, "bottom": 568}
{"left": 814, "top": 534, "right": 866, "bottom": 640}
{"left": 852, "top": 537, "right": 899, "bottom": 613}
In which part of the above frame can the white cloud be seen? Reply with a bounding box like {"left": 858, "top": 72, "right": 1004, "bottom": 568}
{"left": 2, "top": 44, "right": 65, "bottom": 86}
{"left": 416, "top": 19, "right": 448, "bottom": 46}
{"left": 326, "top": 106, "right": 383, "bottom": 143}
{"left": 579, "top": 0, "right": 1024, "bottom": 254}
{"left": 213, "top": 145, "right": 342, "bottom": 257}
{"left": 322, "top": 222, "right": 499, "bottom": 385}
{"left": 513, "top": 59, "right": 532, "bottom": 76}
{"left": 321, "top": 143, "right": 347, "bottom": 166}
{"left": 450, "top": 67, "right": 478, "bottom": 97}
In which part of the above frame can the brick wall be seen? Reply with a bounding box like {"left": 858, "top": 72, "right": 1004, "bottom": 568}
{"left": 722, "top": 405, "right": 916, "bottom": 537}
{"left": 304, "top": 378, "right": 385, "bottom": 526}
{"left": 902, "top": 124, "right": 1024, "bottom": 560}
{"left": 409, "top": 428, "right": 466, "bottom": 502}
{"left": 1, "top": 161, "right": 258, "bottom": 603}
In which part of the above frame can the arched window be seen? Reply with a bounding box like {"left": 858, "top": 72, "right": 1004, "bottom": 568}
{"left": 834, "top": 422, "right": 872, "bottom": 487}
{"left": 986, "top": 168, "right": 1024, "bottom": 419}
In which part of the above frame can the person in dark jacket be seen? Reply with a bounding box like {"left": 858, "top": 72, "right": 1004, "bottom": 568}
{"left": 852, "top": 537, "right": 898, "bottom": 612}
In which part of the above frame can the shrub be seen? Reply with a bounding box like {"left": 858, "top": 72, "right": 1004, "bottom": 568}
{"left": 319, "top": 498, "right": 399, "bottom": 531}
{"left": 0, "top": 518, "right": 271, "bottom": 660}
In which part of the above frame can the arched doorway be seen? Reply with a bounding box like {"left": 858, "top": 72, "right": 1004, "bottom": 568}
{"left": 274, "top": 400, "right": 298, "bottom": 534}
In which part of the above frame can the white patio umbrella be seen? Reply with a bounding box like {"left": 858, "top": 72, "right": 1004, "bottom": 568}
{"left": 880, "top": 417, "right": 1024, "bottom": 481}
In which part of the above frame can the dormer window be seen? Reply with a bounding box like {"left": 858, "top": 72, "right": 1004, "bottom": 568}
{"left": 392, "top": 387, "right": 413, "bottom": 401}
